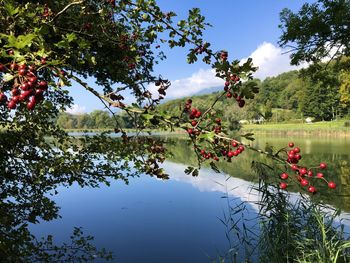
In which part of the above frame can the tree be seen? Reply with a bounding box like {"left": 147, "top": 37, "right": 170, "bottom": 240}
{"left": 0, "top": 0, "right": 260, "bottom": 260}
{"left": 0, "top": 1, "right": 341, "bottom": 261}
{"left": 279, "top": 0, "right": 350, "bottom": 119}
{"left": 279, "top": 0, "right": 350, "bottom": 65}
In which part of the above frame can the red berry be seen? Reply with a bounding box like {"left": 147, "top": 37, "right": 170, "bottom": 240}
{"left": 233, "top": 150, "right": 239, "bottom": 156}
{"left": 316, "top": 172, "right": 324, "bottom": 178}
{"left": 191, "top": 120, "right": 197, "bottom": 127}
{"left": 27, "top": 100, "right": 36, "bottom": 110}
{"left": 20, "top": 83, "right": 30, "bottom": 91}
{"left": 0, "top": 93, "right": 7, "bottom": 102}
{"left": 27, "top": 81, "right": 35, "bottom": 88}
{"left": 19, "top": 90, "right": 31, "bottom": 101}
{"left": 0, "top": 64, "right": 5, "bottom": 72}
{"left": 224, "top": 81, "right": 229, "bottom": 87}
{"left": 293, "top": 147, "right": 300, "bottom": 153}
{"left": 10, "top": 63, "right": 18, "bottom": 71}
{"left": 291, "top": 164, "right": 298, "bottom": 171}
{"left": 319, "top": 162, "right": 327, "bottom": 169}
{"left": 238, "top": 145, "right": 245, "bottom": 151}
{"left": 295, "top": 154, "right": 301, "bottom": 160}
{"left": 280, "top": 182, "right": 288, "bottom": 189}
{"left": 280, "top": 173, "right": 289, "bottom": 180}
{"left": 307, "top": 170, "right": 313, "bottom": 177}
{"left": 11, "top": 88, "right": 20, "bottom": 96}
{"left": 227, "top": 151, "right": 234, "bottom": 158}
{"left": 38, "top": 81, "right": 48, "bottom": 90}
{"left": 187, "top": 128, "right": 194, "bottom": 135}
{"left": 288, "top": 142, "right": 294, "bottom": 147}
{"left": 227, "top": 92, "right": 232, "bottom": 98}
{"left": 328, "top": 182, "right": 336, "bottom": 189}
{"left": 231, "top": 141, "right": 238, "bottom": 147}
{"left": 238, "top": 100, "right": 245, "bottom": 108}
{"left": 7, "top": 100, "right": 16, "bottom": 109}
{"left": 215, "top": 118, "right": 221, "bottom": 124}
{"left": 18, "top": 68, "right": 26, "bottom": 76}
{"left": 300, "top": 179, "right": 309, "bottom": 186}
{"left": 29, "top": 76, "right": 38, "bottom": 83}
{"left": 195, "top": 111, "right": 201, "bottom": 118}
{"left": 308, "top": 186, "right": 316, "bottom": 193}
{"left": 299, "top": 167, "right": 307, "bottom": 175}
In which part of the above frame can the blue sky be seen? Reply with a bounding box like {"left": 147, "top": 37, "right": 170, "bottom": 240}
{"left": 67, "top": 0, "right": 314, "bottom": 114}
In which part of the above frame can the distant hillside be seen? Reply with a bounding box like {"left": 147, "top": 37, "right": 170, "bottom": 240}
{"left": 58, "top": 63, "right": 350, "bottom": 130}
{"left": 159, "top": 62, "right": 350, "bottom": 122}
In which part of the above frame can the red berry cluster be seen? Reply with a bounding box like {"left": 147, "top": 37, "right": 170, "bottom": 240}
{"left": 279, "top": 142, "right": 336, "bottom": 193}
{"left": 223, "top": 141, "right": 245, "bottom": 159}
{"left": 196, "top": 140, "right": 245, "bottom": 164}
{"left": 219, "top": 51, "right": 245, "bottom": 108}
{"left": 184, "top": 99, "right": 202, "bottom": 136}
{"left": 0, "top": 61, "right": 48, "bottom": 111}
{"left": 199, "top": 149, "right": 219, "bottom": 161}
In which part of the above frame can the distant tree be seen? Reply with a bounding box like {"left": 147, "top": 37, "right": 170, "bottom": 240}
{"left": 339, "top": 70, "right": 350, "bottom": 113}
{"left": 262, "top": 99, "right": 273, "bottom": 121}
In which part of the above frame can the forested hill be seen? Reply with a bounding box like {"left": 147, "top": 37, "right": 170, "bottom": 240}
{"left": 57, "top": 63, "right": 350, "bottom": 130}
{"left": 158, "top": 63, "right": 350, "bottom": 123}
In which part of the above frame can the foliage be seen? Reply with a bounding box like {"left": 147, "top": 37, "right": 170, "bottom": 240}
{"left": 0, "top": 0, "right": 348, "bottom": 261}
{"left": 57, "top": 110, "right": 121, "bottom": 129}
{"left": 279, "top": 0, "right": 350, "bottom": 65}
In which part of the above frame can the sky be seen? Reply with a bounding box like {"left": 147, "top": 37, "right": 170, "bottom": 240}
{"left": 67, "top": 0, "right": 315, "bottom": 114}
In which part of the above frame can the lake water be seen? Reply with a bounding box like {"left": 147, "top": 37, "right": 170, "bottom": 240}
{"left": 30, "top": 134, "right": 350, "bottom": 262}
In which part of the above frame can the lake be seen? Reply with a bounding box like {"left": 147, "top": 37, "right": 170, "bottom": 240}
{"left": 30, "top": 134, "right": 350, "bottom": 262}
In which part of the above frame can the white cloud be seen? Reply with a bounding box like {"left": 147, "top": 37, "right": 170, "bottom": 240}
{"left": 147, "top": 42, "right": 307, "bottom": 100}
{"left": 66, "top": 104, "right": 86, "bottom": 115}
{"left": 242, "top": 42, "right": 307, "bottom": 79}
{"left": 149, "top": 68, "right": 223, "bottom": 99}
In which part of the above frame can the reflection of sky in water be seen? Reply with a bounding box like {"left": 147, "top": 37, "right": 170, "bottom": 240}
{"left": 30, "top": 160, "right": 350, "bottom": 262}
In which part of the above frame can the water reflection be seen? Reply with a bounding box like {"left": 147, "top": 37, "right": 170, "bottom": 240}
{"left": 165, "top": 135, "right": 350, "bottom": 211}
{"left": 2, "top": 134, "right": 350, "bottom": 262}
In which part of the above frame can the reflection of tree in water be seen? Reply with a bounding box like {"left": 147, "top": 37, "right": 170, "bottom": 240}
{"left": 0, "top": 120, "right": 167, "bottom": 261}
{"left": 165, "top": 136, "right": 350, "bottom": 212}
{"left": 0, "top": 127, "right": 124, "bottom": 260}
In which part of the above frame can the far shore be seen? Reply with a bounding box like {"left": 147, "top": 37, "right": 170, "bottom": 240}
{"left": 62, "top": 120, "right": 350, "bottom": 138}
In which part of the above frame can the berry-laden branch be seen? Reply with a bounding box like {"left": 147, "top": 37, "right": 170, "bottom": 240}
{"left": 181, "top": 88, "right": 337, "bottom": 194}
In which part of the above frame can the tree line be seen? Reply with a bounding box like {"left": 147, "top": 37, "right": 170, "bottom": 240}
{"left": 158, "top": 60, "right": 350, "bottom": 124}
{"left": 58, "top": 59, "right": 350, "bottom": 130}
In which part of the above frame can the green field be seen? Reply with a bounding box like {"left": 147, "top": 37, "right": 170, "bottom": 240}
{"left": 241, "top": 120, "right": 350, "bottom": 136}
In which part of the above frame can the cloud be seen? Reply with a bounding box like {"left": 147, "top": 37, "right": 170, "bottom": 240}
{"left": 149, "top": 68, "right": 223, "bottom": 99}
{"left": 242, "top": 42, "right": 307, "bottom": 79}
{"left": 66, "top": 104, "right": 87, "bottom": 115}
{"left": 147, "top": 42, "right": 307, "bottom": 100}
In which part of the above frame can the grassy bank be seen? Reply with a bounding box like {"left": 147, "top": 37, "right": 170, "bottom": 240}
{"left": 241, "top": 120, "right": 350, "bottom": 137}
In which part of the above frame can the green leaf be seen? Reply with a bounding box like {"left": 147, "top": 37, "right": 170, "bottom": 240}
{"left": 198, "top": 131, "right": 215, "bottom": 142}
{"left": 4, "top": 33, "right": 37, "bottom": 49}
{"left": 2, "top": 73, "right": 14, "bottom": 82}
{"left": 4, "top": 3, "right": 19, "bottom": 16}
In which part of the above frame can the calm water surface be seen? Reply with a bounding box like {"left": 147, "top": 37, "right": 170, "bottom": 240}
{"left": 30, "top": 135, "right": 350, "bottom": 262}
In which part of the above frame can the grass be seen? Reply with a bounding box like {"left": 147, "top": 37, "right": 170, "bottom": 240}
{"left": 241, "top": 120, "right": 350, "bottom": 136}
